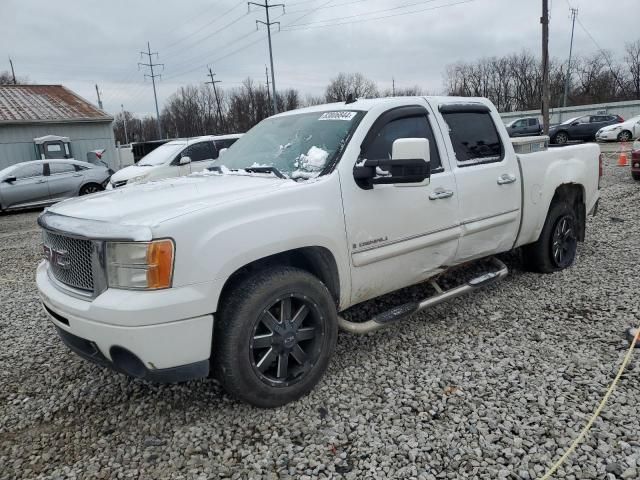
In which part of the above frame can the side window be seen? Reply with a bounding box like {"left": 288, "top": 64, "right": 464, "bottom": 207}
{"left": 442, "top": 111, "right": 503, "bottom": 166}
{"left": 513, "top": 120, "right": 525, "bottom": 128}
{"left": 215, "top": 139, "right": 238, "bottom": 150}
{"left": 186, "top": 142, "right": 217, "bottom": 162}
{"left": 14, "top": 164, "right": 43, "bottom": 179}
{"left": 361, "top": 116, "right": 442, "bottom": 171}
{"left": 576, "top": 116, "right": 589, "bottom": 124}
{"left": 49, "top": 163, "right": 75, "bottom": 175}
{"left": 528, "top": 118, "right": 538, "bottom": 127}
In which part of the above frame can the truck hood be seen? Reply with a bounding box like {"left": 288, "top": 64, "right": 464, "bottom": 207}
{"left": 47, "top": 174, "right": 291, "bottom": 227}
{"left": 109, "top": 164, "right": 156, "bottom": 183}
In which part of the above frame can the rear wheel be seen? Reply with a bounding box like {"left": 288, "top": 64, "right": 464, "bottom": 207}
{"left": 553, "top": 131, "right": 569, "bottom": 145}
{"left": 617, "top": 130, "right": 632, "bottom": 143}
{"left": 213, "top": 267, "right": 337, "bottom": 407}
{"left": 523, "top": 201, "right": 579, "bottom": 273}
{"left": 79, "top": 183, "right": 102, "bottom": 195}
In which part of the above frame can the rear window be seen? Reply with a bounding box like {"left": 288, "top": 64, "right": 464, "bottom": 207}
{"left": 442, "top": 111, "right": 504, "bottom": 166}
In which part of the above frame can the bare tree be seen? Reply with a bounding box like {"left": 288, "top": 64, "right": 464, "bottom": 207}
{"left": 325, "top": 72, "right": 378, "bottom": 102}
{"left": 625, "top": 40, "right": 640, "bottom": 99}
{"left": 0, "top": 70, "right": 29, "bottom": 84}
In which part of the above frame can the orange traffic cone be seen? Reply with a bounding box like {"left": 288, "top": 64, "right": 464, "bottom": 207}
{"left": 617, "top": 146, "right": 629, "bottom": 167}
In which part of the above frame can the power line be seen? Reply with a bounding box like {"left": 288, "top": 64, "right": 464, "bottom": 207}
{"left": 282, "top": 0, "right": 475, "bottom": 31}
{"left": 139, "top": 41, "right": 164, "bottom": 138}
{"left": 249, "top": 0, "right": 285, "bottom": 114}
{"left": 161, "top": 1, "right": 245, "bottom": 52}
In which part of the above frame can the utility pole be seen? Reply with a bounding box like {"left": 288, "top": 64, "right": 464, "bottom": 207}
{"left": 541, "top": 0, "right": 550, "bottom": 135}
{"left": 139, "top": 41, "right": 164, "bottom": 139}
{"left": 95, "top": 84, "right": 104, "bottom": 110}
{"left": 8, "top": 57, "right": 16, "bottom": 84}
{"left": 121, "top": 104, "right": 129, "bottom": 144}
{"left": 392, "top": 77, "right": 396, "bottom": 96}
{"left": 206, "top": 66, "right": 225, "bottom": 131}
{"left": 249, "top": 0, "right": 285, "bottom": 115}
{"left": 265, "top": 65, "right": 272, "bottom": 115}
{"left": 561, "top": 7, "right": 578, "bottom": 120}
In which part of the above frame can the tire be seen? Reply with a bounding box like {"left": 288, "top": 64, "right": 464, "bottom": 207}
{"left": 79, "top": 183, "right": 103, "bottom": 196}
{"left": 617, "top": 130, "right": 632, "bottom": 143}
{"left": 522, "top": 201, "right": 579, "bottom": 273}
{"left": 553, "top": 131, "right": 569, "bottom": 145}
{"left": 213, "top": 266, "right": 338, "bottom": 408}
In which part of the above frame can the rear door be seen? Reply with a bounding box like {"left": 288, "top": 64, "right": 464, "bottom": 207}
{"left": 527, "top": 118, "right": 541, "bottom": 135}
{"left": 0, "top": 163, "right": 48, "bottom": 209}
{"left": 46, "top": 162, "right": 84, "bottom": 200}
{"left": 439, "top": 104, "right": 521, "bottom": 262}
{"left": 570, "top": 115, "right": 592, "bottom": 139}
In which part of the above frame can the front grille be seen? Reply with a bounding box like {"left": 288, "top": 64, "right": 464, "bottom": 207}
{"left": 42, "top": 230, "right": 94, "bottom": 292}
{"left": 112, "top": 180, "right": 127, "bottom": 188}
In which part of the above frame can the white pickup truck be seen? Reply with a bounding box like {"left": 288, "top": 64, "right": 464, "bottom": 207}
{"left": 36, "top": 96, "right": 600, "bottom": 407}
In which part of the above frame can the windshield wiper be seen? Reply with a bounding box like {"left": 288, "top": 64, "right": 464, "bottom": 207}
{"left": 243, "top": 166, "right": 287, "bottom": 179}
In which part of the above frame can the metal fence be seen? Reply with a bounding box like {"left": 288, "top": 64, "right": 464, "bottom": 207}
{"left": 499, "top": 99, "right": 640, "bottom": 125}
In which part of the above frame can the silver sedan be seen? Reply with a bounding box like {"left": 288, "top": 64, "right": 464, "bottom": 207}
{"left": 0, "top": 160, "right": 112, "bottom": 212}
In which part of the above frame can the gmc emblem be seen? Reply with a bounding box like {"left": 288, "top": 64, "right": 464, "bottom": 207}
{"left": 43, "top": 245, "right": 71, "bottom": 270}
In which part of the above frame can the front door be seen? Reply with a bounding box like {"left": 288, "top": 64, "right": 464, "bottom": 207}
{"left": 0, "top": 163, "right": 49, "bottom": 209}
{"left": 341, "top": 105, "right": 461, "bottom": 305}
{"left": 438, "top": 105, "right": 521, "bottom": 262}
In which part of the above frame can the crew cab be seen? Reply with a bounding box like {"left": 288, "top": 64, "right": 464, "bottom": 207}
{"left": 36, "top": 97, "right": 600, "bottom": 407}
{"left": 107, "top": 134, "right": 242, "bottom": 189}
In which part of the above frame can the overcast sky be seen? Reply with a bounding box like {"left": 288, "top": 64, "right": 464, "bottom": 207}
{"left": 1, "top": 0, "right": 637, "bottom": 116}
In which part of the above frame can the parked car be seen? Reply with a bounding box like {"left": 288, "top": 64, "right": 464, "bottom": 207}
{"left": 107, "top": 134, "right": 242, "bottom": 189}
{"left": 505, "top": 117, "right": 542, "bottom": 137}
{"left": 549, "top": 114, "right": 623, "bottom": 145}
{"left": 632, "top": 139, "right": 640, "bottom": 181}
{"left": 596, "top": 115, "right": 640, "bottom": 143}
{"left": 36, "top": 96, "right": 600, "bottom": 407}
{"left": 0, "top": 159, "right": 111, "bottom": 212}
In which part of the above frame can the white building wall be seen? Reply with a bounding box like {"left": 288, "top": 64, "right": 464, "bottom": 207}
{"left": 499, "top": 99, "right": 640, "bottom": 125}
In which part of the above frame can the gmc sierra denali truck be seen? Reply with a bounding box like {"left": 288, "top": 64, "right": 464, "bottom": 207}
{"left": 36, "top": 96, "right": 600, "bottom": 407}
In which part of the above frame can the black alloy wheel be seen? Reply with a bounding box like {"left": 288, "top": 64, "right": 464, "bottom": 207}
{"left": 551, "top": 214, "right": 577, "bottom": 269}
{"left": 250, "top": 294, "right": 325, "bottom": 388}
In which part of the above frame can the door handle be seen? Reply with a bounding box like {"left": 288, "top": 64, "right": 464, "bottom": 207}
{"left": 36, "top": 180, "right": 46, "bottom": 184}
{"left": 429, "top": 189, "right": 454, "bottom": 200}
{"left": 497, "top": 174, "right": 517, "bottom": 185}
{"left": 72, "top": 174, "right": 82, "bottom": 177}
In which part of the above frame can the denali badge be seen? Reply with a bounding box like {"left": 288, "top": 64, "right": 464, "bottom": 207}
{"left": 43, "top": 245, "right": 71, "bottom": 270}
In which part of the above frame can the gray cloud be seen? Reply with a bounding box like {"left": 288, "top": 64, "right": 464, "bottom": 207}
{"left": 1, "top": 0, "right": 637, "bottom": 116}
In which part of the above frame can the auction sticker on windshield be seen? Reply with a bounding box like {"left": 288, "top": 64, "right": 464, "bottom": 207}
{"left": 318, "top": 111, "right": 358, "bottom": 121}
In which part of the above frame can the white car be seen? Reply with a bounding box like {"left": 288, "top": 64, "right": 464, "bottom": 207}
{"left": 107, "top": 134, "right": 242, "bottom": 189}
{"left": 596, "top": 115, "right": 640, "bottom": 142}
{"left": 36, "top": 96, "right": 600, "bottom": 407}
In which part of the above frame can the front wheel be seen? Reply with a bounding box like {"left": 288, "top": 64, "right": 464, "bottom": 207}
{"left": 79, "top": 183, "right": 103, "bottom": 195}
{"left": 617, "top": 130, "right": 632, "bottom": 143}
{"left": 553, "top": 132, "right": 569, "bottom": 145}
{"left": 213, "top": 267, "right": 337, "bottom": 407}
{"left": 522, "top": 201, "right": 579, "bottom": 273}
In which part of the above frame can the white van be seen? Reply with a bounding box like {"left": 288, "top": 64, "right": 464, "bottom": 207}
{"left": 107, "top": 134, "right": 242, "bottom": 189}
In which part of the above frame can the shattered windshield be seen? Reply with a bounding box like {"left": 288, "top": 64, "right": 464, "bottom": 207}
{"left": 214, "top": 110, "right": 365, "bottom": 180}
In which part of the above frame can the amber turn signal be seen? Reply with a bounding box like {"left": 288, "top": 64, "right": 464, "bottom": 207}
{"left": 146, "top": 240, "right": 175, "bottom": 289}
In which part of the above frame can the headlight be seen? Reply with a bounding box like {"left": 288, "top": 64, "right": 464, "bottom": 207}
{"left": 106, "top": 240, "right": 175, "bottom": 290}
{"left": 128, "top": 175, "right": 148, "bottom": 184}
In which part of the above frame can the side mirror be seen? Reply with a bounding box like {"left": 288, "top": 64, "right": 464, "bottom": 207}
{"left": 3, "top": 176, "right": 17, "bottom": 183}
{"left": 179, "top": 156, "right": 192, "bottom": 165}
{"left": 571, "top": 122, "right": 579, "bottom": 126}
{"left": 354, "top": 138, "right": 430, "bottom": 190}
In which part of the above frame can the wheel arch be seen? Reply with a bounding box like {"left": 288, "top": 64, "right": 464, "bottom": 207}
{"left": 553, "top": 129, "right": 569, "bottom": 142}
{"left": 217, "top": 246, "right": 341, "bottom": 312}
{"left": 547, "top": 183, "right": 586, "bottom": 241}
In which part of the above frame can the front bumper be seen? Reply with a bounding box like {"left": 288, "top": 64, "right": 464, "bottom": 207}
{"left": 596, "top": 131, "right": 620, "bottom": 141}
{"left": 37, "top": 261, "right": 214, "bottom": 382}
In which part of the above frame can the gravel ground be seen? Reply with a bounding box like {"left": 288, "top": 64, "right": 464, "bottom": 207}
{"left": 1, "top": 156, "right": 640, "bottom": 480}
